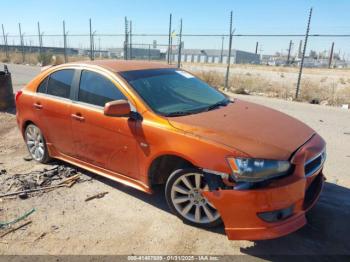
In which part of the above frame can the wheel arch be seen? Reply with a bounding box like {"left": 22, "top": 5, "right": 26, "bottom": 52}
{"left": 148, "top": 153, "right": 195, "bottom": 187}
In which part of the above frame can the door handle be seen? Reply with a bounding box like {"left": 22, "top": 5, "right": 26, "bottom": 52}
{"left": 71, "top": 113, "right": 85, "bottom": 121}
{"left": 33, "top": 102, "right": 43, "bottom": 110}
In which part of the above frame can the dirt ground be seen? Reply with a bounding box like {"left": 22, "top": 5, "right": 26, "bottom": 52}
{"left": 0, "top": 64, "right": 350, "bottom": 257}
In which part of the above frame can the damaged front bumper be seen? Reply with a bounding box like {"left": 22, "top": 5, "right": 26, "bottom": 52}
{"left": 202, "top": 134, "right": 325, "bottom": 240}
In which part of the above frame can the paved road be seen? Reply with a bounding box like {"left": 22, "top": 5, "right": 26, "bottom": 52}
{"left": 0, "top": 63, "right": 41, "bottom": 92}
{"left": 0, "top": 63, "right": 349, "bottom": 256}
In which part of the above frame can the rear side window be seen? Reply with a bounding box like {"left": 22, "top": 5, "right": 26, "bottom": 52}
{"left": 37, "top": 77, "right": 48, "bottom": 93}
{"left": 78, "top": 70, "right": 126, "bottom": 107}
{"left": 47, "top": 69, "right": 74, "bottom": 99}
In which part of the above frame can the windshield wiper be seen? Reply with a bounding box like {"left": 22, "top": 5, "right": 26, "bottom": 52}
{"left": 164, "top": 111, "right": 195, "bottom": 117}
{"left": 206, "top": 99, "right": 231, "bottom": 111}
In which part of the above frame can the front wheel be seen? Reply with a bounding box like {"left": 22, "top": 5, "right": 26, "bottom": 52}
{"left": 24, "top": 124, "right": 51, "bottom": 163}
{"left": 165, "top": 168, "right": 222, "bottom": 228}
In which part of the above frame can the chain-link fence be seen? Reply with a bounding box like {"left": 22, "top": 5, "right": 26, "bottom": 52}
{"left": 1, "top": 11, "right": 350, "bottom": 104}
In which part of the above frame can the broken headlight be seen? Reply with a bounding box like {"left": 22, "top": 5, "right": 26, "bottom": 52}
{"left": 227, "top": 157, "right": 291, "bottom": 183}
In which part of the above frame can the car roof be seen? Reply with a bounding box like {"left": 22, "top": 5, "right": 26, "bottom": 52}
{"left": 67, "top": 60, "right": 176, "bottom": 73}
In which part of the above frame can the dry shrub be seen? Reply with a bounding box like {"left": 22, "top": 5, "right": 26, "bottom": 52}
{"left": 194, "top": 70, "right": 224, "bottom": 88}
{"left": 298, "top": 79, "right": 331, "bottom": 102}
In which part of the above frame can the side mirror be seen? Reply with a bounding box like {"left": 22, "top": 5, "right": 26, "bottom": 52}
{"left": 104, "top": 99, "right": 131, "bottom": 117}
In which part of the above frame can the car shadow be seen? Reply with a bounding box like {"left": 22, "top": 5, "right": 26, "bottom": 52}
{"left": 79, "top": 168, "right": 226, "bottom": 236}
{"left": 240, "top": 182, "right": 350, "bottom": 257}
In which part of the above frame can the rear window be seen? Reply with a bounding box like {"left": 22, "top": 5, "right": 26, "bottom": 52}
{"left": 37, "top": 77, "right": 48, "bottom": 93}
{"left": 47, "top": 69, "right": 74, "bottom": 99}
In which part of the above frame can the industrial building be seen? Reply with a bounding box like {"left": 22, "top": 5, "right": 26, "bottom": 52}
{"left": 169, "top": 49, "right": 260, "bottom": 64}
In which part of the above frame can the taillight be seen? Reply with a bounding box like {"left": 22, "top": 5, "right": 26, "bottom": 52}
{"left": 15, "top": 90, "right": 23, "bottom": 103}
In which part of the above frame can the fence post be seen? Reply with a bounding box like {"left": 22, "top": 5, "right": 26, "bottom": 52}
{"left": 295, "top": 7, "right": 312, "bottom": 99}
{"left": 224, "top": 11, "right": 233, "bottom": 90}
{"left": 287, "top": 40, "right": 292, "bottom": 65}
{"left": 177, "top": 19, "right": 182, "bottom": 68}
{"left": 129, "top": 20, "right": 132, "bottom": 60}
{"left": 255, "top": 41, "right": 259, "bottom": 54}
{"left": 124, "top": 17, "right": 128, "bottom": 60}
{"left": 328, "top": 42, "right": 334, "bottom": 68}
{"left": 18, "top": 23, "right": 25, "bottom": 63}
{"left": 89, "top": 18, "right": 93, "bottom": 60}
{"left": 148, "top": 44, "right": 151, "bottom": 61}
{"left": 63, "top": 21, "right": 67, "bottom": 63}
{"left": 167, "top": 14, "right": 172, "bottom": 64}
{"left": 1, "top": 24, "right": 9, "bottom": 59}
{"left": 37, "top": 22, "right": 42, "bottom": 56}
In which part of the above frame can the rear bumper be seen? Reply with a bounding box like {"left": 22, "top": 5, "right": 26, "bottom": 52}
{"left": 203, "top": 172, "right": 324, "bottom": 240}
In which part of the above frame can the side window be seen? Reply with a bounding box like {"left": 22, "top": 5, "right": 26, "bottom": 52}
{"left": 37, "top": 77, "right": 48, "bottom": 93}
{"left": 78, "top": 70, "right": 126, "bottom": 107}
{"left": 47, "top": 69, "right": 74, "bottom": 99}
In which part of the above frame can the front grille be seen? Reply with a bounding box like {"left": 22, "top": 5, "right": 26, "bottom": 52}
{"left": 304, "top": 150, "right": 326, "bottom": 177}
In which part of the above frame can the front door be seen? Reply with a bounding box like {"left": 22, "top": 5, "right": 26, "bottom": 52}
{"left": 70, "top": 69, "right": 139, "bottom": 179}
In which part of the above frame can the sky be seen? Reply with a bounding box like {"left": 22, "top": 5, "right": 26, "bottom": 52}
{"left": 1, "top": 0, "right": 349, "bottom": 57}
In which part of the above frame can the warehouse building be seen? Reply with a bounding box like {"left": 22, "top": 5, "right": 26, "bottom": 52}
{"left": 169, "top": 49, "right": 260, "bottom": 64}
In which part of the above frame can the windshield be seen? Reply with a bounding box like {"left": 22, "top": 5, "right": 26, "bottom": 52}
{"left": 119, "top": 69, "right": 229, "bottom": 116}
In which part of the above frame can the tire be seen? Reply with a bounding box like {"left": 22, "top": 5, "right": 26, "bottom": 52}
{"left": 165, "top": 168, "right": 222, "bottom": 228}
{"left": 24, "top": 124, "right": 51, "bottom": 164}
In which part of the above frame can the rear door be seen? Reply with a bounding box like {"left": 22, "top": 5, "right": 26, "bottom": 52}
{"left": 33, "top": 69, "right": 76, "bottom": 157}
{"left": 70, "top": 69, "right": 139, "bottom": 179}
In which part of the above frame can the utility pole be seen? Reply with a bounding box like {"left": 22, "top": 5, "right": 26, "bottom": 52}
{"left": 295, "top": 8, "right": 312, "bottom": 100}
{"left": 177, "top": 19, "right": 183, "bottom": 68}
{"left": 287, "top": 40, "right": 292, "bottom": 65}
{"left": 220, "top": 36, "right": 224, "bottom": 63}
{"left": 89, "top": 18, "right": 94, "bottom": 60}
{"left": 328, "top": 42, "right": 334, "bottom": 69}
{"left": 255, "top": 41, "right": 259, "bottom": 54}
{"left": 1, "top": 24, "right": 9, "bottom": 59}
{"left": 63, "top": 21, "right": 67, "bottom": 63}
{"left": 224, "top": 11, "right": 233, "bottom": 90}
{"left": 167, "top": 14, "right": 172, "bottom": 64}
{"left": 298, "top": 40, "right": 303, "bottom": 58}
{"left": 129, "top": 20, "right": 132, "bottom": 60}
{"left": 18, "top": 23, "right": 25, "bottom": 63}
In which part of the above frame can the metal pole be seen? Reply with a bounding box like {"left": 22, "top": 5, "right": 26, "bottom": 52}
{"left": 89, "top": 18, "right": 93, "bottom": 60}
{"left": 148, "top": 44, "right": 151, "bottom": 61}
{"left": 328, "top": 42, "right": 334, "bottom": 68}
{"left": 129, "top": 20, "right": 132, "bottom": 60}
{"left": 37, "top": 22, "right": 42, "bottom": 56}
{"left": 167, "top": 14, "right": 172, "bottom": 64}
{"left": 287, "top": 40, "right": 292, "bottom": 65}
{"left": 220, "top": 36, "right": 224, "bottom": 63}
{"left": 124, "top": 17, "right": 128, "bottom": 60}
{"left": 18, "top": 23, "right": 25, "bottom": 63}
{"left": 1, "top": 24, "right": 9, "bottom": 59}
{"left": 295, "top": 8, "right": 313, "bottom": 99}
{"left": 255, "top": 41, "right": 259, "bottom": 54}
{"left": 177, "top": 19, "right": 182, "bottom": 68}
{"left": 224, "top": 11, "right": 233, "bottom": 90}
{"left": 63, "top": 21, "right": 67, "bottom": 63}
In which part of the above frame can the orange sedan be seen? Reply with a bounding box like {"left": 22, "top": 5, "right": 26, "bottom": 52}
{"left": 15, "top": 60, "right": 326, "bottom": 240}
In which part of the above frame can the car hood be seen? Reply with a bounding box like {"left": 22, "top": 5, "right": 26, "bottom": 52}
{"left": 167, "top": 99, "right": 315, "bottom": 160}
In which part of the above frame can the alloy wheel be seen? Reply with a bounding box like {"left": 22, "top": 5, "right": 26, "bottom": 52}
{"left": 170, "top": 172, "right": 220, "bottom": 224}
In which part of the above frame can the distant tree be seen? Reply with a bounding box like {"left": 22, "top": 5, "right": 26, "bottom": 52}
{"left": 309, "top": 50, "right": 317, "bottom": 59}
{"left": 333, "top": 53, "right": 340, "bottom": 60}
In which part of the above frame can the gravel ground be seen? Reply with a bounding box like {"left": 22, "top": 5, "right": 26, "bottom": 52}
{"left": 0, "top": 64, "right": 349, "bottom": 257}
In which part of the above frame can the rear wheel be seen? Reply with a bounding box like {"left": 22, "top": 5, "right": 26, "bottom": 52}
{"left": 165, "top": 168, "right": 222, "bottom": 228}
{"left": 24, "top": 124, "right": 51, "bottom": 163}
